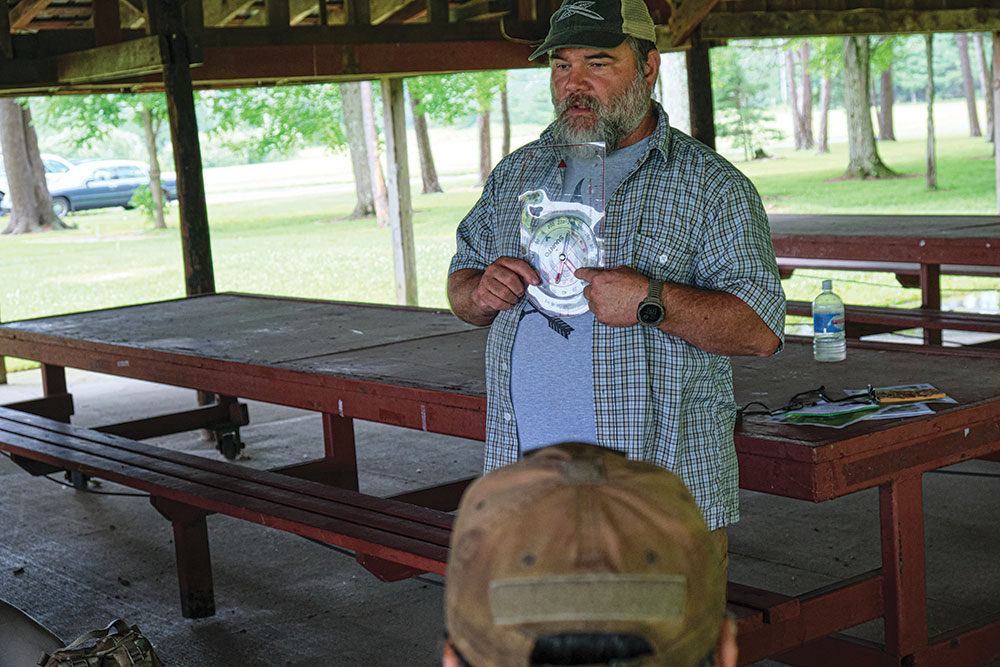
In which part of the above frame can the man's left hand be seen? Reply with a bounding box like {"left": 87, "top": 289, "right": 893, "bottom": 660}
{"left": 575, "top": 265, "right": 649, "bottom": 327}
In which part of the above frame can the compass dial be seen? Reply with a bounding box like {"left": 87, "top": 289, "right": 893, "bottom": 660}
{"left": 525, "top": 212, "right": 600, "bottom": 316}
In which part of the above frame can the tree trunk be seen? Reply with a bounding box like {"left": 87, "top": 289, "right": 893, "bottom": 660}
{"left": 500, "top": 73, "right": 511, "bottom": 157}
{"left": 798, "top": 41, "right": 814, "bottom": 149}
{"left": 409, "top": 94, "right": 442, "bottom": 194}
{"left": 957, "top": 33, "right": 982, "bottom": 137}
{"left": 842, "top": 36, "right": 894, "bottom": 179}
{"left": 142, "top": 107, "right": 167, "bottom": 229}
{"left": 341, "top": 82, "right": 376, "bottom": 218}
{"left": 926, "top": 34, "right": 937, "bottom": 189}
{"left": 22, "top": 104, "right": 61, "bottom": 228}
{"left": 0, "top": 99, "right": 63, "bottom": 234}
{"left": 974, "top": 33, "right": 994, "bottom": 142}
{"left": 785, "top": 48, "right": 803, "bottom": 149}
{"left": 361, "top": 81, "right": 390, "bottom": 228}
{"left": 817, "top": 76, "right": 832, "bottom": 153}
{"left": 878, "top": 67, "right": 896, "bottom": 141}
{"left": 477, "top": 109, "right": 491, "bottom": 186}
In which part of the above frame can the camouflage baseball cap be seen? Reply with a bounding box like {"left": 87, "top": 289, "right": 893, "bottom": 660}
{"left": 445, "top": 443, "right": 726, "bottom": 666}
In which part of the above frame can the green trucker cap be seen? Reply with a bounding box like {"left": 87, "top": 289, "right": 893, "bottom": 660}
{"left": 529, "top": 0, "right": 657, "bottom": 60}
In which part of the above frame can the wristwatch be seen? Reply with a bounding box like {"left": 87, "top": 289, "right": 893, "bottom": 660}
{"left": 636, "top": 279, "right": 665, "bottom": 327}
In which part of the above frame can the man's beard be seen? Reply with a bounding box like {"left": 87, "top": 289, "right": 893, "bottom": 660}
{"left": 550, "top": 69, "right": 651, "bottom": 155}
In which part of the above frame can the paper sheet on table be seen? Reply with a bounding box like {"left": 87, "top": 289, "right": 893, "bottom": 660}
{"left": 861, "top": 402, "right": 935, "bottom": 420}
{"left": 763, "top": 403, "right": 881, "bottom": 429}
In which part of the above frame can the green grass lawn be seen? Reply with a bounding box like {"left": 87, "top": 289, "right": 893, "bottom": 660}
{"left": 3, "top": 118, "right": 1000, "bottom": 373}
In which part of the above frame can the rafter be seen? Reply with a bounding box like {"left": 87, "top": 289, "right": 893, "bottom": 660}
{"left": 666, "top": 0, "right": 719, "bottom": 47}
{"left": 10, "top": 0, "right": 56, "bottom": 31}
{"left": 699, "top": 8, "right": 1000, "bottom": 39}
{"left": 119, "top": 1, "right": 148, "bottom": 29}
{"left": 203, "top": 0, "right": 255, "bottom": 26}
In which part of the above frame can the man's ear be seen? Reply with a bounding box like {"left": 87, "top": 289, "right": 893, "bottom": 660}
{"left": 713, "top": 617, "right": 738, "bottom": 667}
{"left": 443, "top": 639, "right": 461, "bottom": 667}
{"left": 644, "top": 49, "right": 661, "bottom": 90}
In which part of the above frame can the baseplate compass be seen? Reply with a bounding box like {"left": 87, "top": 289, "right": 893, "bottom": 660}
{"left": 519, "top": 190, "right": 604, "bottom": 317}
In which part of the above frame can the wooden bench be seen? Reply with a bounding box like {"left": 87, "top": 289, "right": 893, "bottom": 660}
{"left": 786, "top": 300, "right": 1000, "bottom": 344}
{"left": 0, "top": 406, "right": 453, "bottom": 619}
{"left": 0, "top": 407, "right": 814, "bottom": 647}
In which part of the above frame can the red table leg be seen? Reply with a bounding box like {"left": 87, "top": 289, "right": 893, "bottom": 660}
{"left": 323, "top": 412, "right": 358, "bottom": 491}
{"left": 879, "top": 474, "right": 928, "bottom": 663}
{"left": 920, "top": 263, "right": 942, "bottom": 346}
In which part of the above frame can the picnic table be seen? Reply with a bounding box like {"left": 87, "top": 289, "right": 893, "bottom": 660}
{"left": 1, "top": 292, "right": 998, "bottom": 665}
{"left": 770, "top": 213, "right": 1000, "bottom": 345}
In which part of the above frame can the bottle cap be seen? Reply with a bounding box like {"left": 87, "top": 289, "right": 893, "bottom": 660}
{"left": 822, "top": 279, "right": 832, "bottom": 291}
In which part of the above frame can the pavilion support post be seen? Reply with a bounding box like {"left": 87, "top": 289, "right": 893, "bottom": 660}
{"left": 685, "top": 27, "right": 716, "bottom": 150}
{"left": 146, "top": 0, "right": 215, "bottom": 297}
{"left": 993, "top": 33, "right": 1000, "bottom": 214}
{"left": 381, "top": 76, "right": 419, "bottom": 306}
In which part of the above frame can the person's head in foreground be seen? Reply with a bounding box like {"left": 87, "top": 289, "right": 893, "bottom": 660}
{"left": 443, "top": 443, "right": 737, "bottom": 667}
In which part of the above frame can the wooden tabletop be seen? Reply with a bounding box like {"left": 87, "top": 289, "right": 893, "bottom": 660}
{"left": 4, "top": 293, "right": 1000, "bottom": 501}
{"left": 768, "top": 213, "right": 1000, "bottom": 265}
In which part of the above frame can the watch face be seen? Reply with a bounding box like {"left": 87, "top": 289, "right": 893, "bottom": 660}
{"left": 525, "top": 211, "right": 601, "bottom": 317}
{"left": 638, "top": 301, "right": 664, "bottom": 326}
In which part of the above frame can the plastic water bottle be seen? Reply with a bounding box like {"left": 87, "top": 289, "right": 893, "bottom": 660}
{"left": 812, "top": 279, "right": 846, "bottom": 362}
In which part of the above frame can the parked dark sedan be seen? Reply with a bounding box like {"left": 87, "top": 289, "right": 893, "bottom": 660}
{"left": 1, "top": 159, "right": 177, "bottom": 217}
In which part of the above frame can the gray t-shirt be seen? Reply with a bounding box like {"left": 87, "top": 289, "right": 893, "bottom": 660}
{"left": 511, "top": 137, "right": 651, "bottom": 452}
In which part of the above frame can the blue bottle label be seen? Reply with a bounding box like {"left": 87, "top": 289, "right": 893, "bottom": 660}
{"left": 814, "top": 312, "right": 845, "bottom": 334}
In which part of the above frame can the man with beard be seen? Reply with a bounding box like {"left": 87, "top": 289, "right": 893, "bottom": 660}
{"left": 447, "top": 0, "right": 785, "bottom": 567}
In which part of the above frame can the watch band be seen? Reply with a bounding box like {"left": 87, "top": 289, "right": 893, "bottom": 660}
{"left": 647, "top": 279, "right": 663, "bottom": 302}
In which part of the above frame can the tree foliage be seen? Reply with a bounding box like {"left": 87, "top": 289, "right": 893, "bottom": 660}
{"left": 36, "top": 93, "right": 167, "bottom": 150}
{"left": 204, "top": 84, "right": 346, "bottom": 160}
{"left": 408, "top": 70, "right": 507, "bottom": 122}
{"left": 711, "top": 43, "right": 783, "bottom": 160}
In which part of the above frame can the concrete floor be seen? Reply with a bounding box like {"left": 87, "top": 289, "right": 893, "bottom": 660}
{"left": 1, "top": 367, "right": 998, "bottom": 666}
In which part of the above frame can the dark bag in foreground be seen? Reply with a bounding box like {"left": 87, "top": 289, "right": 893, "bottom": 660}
{"left": 38, "top": 618, "right": 163, "bottom": 667}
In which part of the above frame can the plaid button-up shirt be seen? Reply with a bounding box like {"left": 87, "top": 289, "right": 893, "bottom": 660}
{"left": 449, "top": 103, "right": 785, "bottom": 528}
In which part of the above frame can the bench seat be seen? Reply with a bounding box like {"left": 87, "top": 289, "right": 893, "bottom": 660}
{"left": 785, "top": 300, "right": 1000, "bottom": 339}
{"left": 0, "top": 406, "right": 452, "bottom": 618}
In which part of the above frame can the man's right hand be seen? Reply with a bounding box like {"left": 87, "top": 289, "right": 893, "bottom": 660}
{"left": 448, "top": 257, "right": 540, "bottom": 326}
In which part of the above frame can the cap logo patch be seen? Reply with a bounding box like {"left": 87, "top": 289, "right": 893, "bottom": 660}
{"left": 555, "top": 1, "right": 605, "bottom": 22}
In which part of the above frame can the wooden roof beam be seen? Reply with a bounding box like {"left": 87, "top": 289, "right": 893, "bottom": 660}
{"left": 10, "top": 0, "right": 55, "bottom": 31}
{"left": 93, "top": 0, "right": 123, "bottom": 46}
{"left": 266, "top": 0, "right": 290, "bottom": 27}
{"left": 56, "top": 34, "right": 169, "bottom": 83}
{"left": 666, "top": 0, "right": 720, "bottom": 47}
{"left": 0, "top": 4, "right": 12, "bottom": 59}
{"left": 699, "top": 8, "right": 1000, "bottom": 39}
